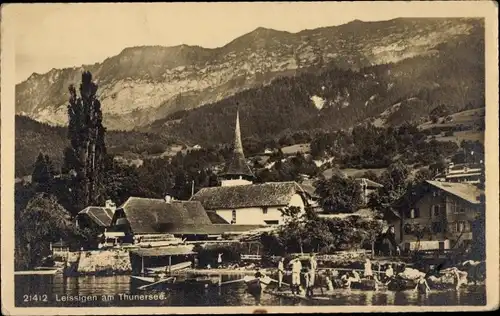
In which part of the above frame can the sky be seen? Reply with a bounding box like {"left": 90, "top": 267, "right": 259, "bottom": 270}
{"left": 7, "top": 2, "right": 487, "bottom": 83}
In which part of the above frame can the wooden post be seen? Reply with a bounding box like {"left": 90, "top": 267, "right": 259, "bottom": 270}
{"left": 141, "top": 256, "right": 144, "bottom": 275}
{"left": 169, "top": 256, "right": 172, "bottom": 275}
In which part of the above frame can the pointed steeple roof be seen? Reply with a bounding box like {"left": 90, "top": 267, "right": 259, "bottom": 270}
{"left": 221, "top": 110, "right": 255, "bottom": 179}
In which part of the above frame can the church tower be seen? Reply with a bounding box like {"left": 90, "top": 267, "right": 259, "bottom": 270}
{"left": 219, "top": 111, "right": 254, "bottom": 187}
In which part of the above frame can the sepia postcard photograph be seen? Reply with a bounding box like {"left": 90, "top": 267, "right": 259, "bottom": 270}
{"left": 1, "top": 1, "right": 499, "bottom": 314}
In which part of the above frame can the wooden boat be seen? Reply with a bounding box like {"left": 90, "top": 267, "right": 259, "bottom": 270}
{"left": 350, "top": 279, "right": 380, "bottom": 290}
{"left": 15, "top": 269, "right": 60, "bottom": 276}
{"left": 387, "top": 278, "right": 416, "bottom": 291}
{"left": 243, "top": 275, "right": 272, "bottom": 296}
{"left": 130, "top": 275, "right": 176, "bottom": 290}
{"left": 266, "top": 290, "right": 309, "bottom": 300}
{"left": 182, "top": 276, "right": 221, "bottom": 289}
{"left": 145, "top": 261, "right": 192, "bottom": 273}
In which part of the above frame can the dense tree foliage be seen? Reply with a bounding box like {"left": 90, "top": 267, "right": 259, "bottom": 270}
{"left": 314, "top": 175, "right": 363, "bottom": 213}
{"left": 15, "top": 115, "right": 177, "bottom": 177}
{"left": 31, "top": 153, "right": 55, "bottom": 192}
{"left": 260, "top": 206, "right": 385, "bottom": 254}
{"left": 15, "top": 194, "right": 84, "bottom": 269}
{"left": 368, "top": 161, "right": 413, "bottom": 219}
{"left": 64, "top": 72, "right": 107, "bottom": 213}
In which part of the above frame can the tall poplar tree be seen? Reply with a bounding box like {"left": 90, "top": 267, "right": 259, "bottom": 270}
{"left": 64, "top": 71, "right": 107, "bottom": 212}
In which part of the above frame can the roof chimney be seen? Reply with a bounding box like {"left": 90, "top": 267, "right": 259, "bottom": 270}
{"left": 105, "top": 200, "right": 116, "bottom": 213}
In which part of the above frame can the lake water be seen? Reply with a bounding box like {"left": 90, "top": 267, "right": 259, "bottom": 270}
{"left": 15, "top": 274, "right": 486, "bottom": 307}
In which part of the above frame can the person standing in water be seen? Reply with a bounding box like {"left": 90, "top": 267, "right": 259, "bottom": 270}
{"left": 217, "top": 253, "right": 223, "bottom": 268}
{"left": 384, "top": 264, "right": 394, "bottom": 283}
{"left": 304, "top": 268, "right": 314, "bottom": 297}
{"left": 308, "top": 253, "right": 317, "bottom": 290}
{"left": 364, "top": 258, "right": 374, "bottom": 280}
{"left": 290, "top": 257, "right": 302, "bottom": 295}
{"left": 415, "top": 274, "right": 431, "bottom": 294}
{"left": 277, "top": 257, "right": 285, "bottom": 290}
{"left": 452, "top": 267, "right": 465, "bottom": 290}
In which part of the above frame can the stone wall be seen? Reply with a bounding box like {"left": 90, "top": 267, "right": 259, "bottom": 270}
{"left": 77, "top": 249, "right": 132, "bottom": 275}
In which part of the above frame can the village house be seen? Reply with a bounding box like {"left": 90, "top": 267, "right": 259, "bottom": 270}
{"left": 355, "top": 178, "right": 384, "bottom": 206}
{"left": 434, "top": 162, "right": 484, "bottom": 185}
{"left": 389, "top": 180, "right": 484, "bottom": 252}
{"left": 107, "top": 196, "right": 264, "bottom": 243}
{"left": 191, "top": 181, "right": 307, "bottom": 225}
{"left": 190, "top": 111, "right": 308, "bottom": 225}
{"left": 76, "top": 200, "right": 116, "bottom": 233}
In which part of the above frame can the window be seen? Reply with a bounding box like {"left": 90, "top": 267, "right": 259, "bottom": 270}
{"left": 264, "top": 220, "right": 279, "bottom": 225}
{"left": 455, "top": 221, "right": 468, "bottom": 232}
{"left": 431, "top": 222, "right": 443, "bottom": 233}
{"left": 231, "top": 210, "right": 236, "bottom": 224}
{"left": 262, "top": 207, "right": 268, "bottom": 215}
{"left": 457, "top": 208, "right": 466, "bottom": 214}
{"left": 410, "top": 208, "right": 420, "bottom": 219}
{"left": 432, "top": 205, "right": 440, "bottom": 217}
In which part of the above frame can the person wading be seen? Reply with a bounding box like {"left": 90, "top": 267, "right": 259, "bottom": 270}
{"left": 364, "top": 258, "right": 374, "bottom": 280}
{"left": 415, "top": 274, "right": 431, "bottom": 294}
{"left": 217, "top": 253, "right": 223, "bottom": 268}
{"left": 290, "top": 257, "right": 302, "bottom": 295}
{"left": 308, "top": 253, "right": 317, "bottom": 290}
{"left": 277, "top": 257, "right": 285, "bottom": 290}
{"left": 304, "top": 267, "right": 314, "bottom": 297}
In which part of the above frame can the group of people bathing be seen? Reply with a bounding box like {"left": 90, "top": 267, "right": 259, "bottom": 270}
{"left": 270, "top": 255, "right": 450, "bottom": 296}
{"left": 274, "top": 253, "right": 319, "bottom": 297}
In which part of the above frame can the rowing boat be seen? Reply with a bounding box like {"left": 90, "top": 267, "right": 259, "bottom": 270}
{"left": 145, "top": 261, "right": 192, "bottom": 273}
{"left": 15, "top": 269, "right": 61, "bottom": 276}
{"left": 243, "top": 275, "right": 272, "bottom": 296}
{"left": 130, "top": 275, "right": 177, "bottom": 290}
{"left": 182, "top": 276, "right": 221, "bottom": 289}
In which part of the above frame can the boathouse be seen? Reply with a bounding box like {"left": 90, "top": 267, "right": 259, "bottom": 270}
{"left": 108, "top": 196, "right": 264, "bottom": 242}
{"left": 129, "top": 245, "right": 197, "bottom": 275}
{"left": 390, "top": 180, "right": 485, "bottom": 251}
{"left": 190, "top": 111, "right": 308, "bottom": 225}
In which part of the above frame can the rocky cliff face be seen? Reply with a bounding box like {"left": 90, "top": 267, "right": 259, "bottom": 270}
{"left": 15, "top": 18, "right": 482, "bottom": 130}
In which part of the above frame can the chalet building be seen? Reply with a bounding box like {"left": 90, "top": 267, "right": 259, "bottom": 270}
{"left": 355, "top": 178, "right": 384, "bottom": 205}
{"left": 389, "top": 180, "right": 484, "bottom": 252}
{"left": 191, "top": 181, "right": 307, "bottom": 225}
{"left": 190, "top": 111, "right": 308, "bottom": 225}
{"left": 76, "top": 200, "right": 116, "bottom": 232}
{"left": 108, "top": 196, "right": 264, "bottom": 242}
{"left": 434, "top": 162, "right": 484, "bottom": 185}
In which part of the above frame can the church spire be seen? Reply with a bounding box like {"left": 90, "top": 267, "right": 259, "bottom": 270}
{"left": 234, "top": 110, "right": 244, "bottom": 155}
{"left": 220, "top": 110, "right": 255, "bottom": 183}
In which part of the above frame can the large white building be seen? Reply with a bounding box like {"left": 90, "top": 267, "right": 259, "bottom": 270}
{"left": 190, "top": 111, "right": 308, "bottom": 225}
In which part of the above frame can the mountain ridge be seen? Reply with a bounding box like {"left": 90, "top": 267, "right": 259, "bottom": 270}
{"left": 16, "top": 17, "right": 483, "bottom": 130}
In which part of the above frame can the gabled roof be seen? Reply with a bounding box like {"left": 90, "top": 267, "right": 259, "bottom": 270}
{"left": 425, "top": 180, "right": 484, "bottom": 205}
{"left": 165, "top": 224, "right": 265, "bottom": 235}
{"left": 206, "top": 211, "right": 229, "bottom": 224}
{"left": 117, "top": 197, "right": 212, "bottom": 234}
{"left": 355, "top": 178, "right": 384, "bottom": 188}
{"left": 298, "top": 180, "right": 318, "bottom": 198}
{"left": 191, "top": 181, "right": 305, "bottom": 210}
{"left": 78, "top": 206, "right": 115, "bottom": 227}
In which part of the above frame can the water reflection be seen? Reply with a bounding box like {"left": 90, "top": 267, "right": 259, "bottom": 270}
{"left": 15, "top": 275, "right": 486, "bottom": 307}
